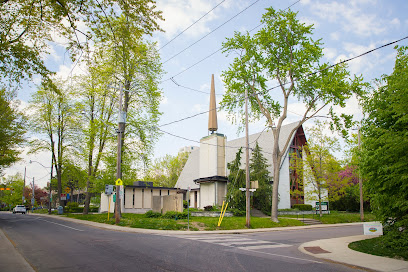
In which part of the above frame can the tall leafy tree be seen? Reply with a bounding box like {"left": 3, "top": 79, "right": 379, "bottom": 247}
{"left": 220, "top": 7, "right": 364, "bottom": 221}
{"left": 92, "top": 14, "right": 163, "bottom": 182}
{"left": 74, "top": 50, "right": 117, "bottom": 214}
{"left": 360, "top": 45, "right": 408, "bottom": 240}
{"left": 0, "top": 88, "right": 26, "bottom": 173}
{"left": 0, "top": 173, "right": 24, "bottom": 207}
{"left": 144, "top": 152, "right": 190, "bottom": 188}
{"left": 0, "top": 0, "right": 163, "bottom": 86}
{"left": 249, "top": 142, "right": 272, "bottom": 215}
{"left": 29, "top": 80, "right": 77, "bottom": 206}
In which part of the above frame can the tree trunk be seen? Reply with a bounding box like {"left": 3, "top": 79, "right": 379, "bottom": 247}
{"left": 271, "top": 159, "right": 280, "bottom": 222}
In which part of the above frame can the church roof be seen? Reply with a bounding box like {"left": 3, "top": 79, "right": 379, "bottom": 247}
{"left": 175, "top": 121, "right": 302, "bottom": 189}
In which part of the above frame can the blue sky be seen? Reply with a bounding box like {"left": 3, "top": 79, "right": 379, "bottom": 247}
{"left": 6, "top": 0, "right": 408, "bottom": 187}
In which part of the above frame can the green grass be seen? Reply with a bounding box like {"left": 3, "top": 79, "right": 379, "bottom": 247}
{"left": 349, "top": 236, "right": 408, "bottom": 261}
{"left": 62, "top": 213, "right": 304, "bottom": 231}
{"left": 279, "top": 211, "right": 377, "bottom": 224}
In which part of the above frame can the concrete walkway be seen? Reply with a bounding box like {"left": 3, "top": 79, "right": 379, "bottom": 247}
{"left": 2, "top": 213, "right": 408, "bottom": 272}
{"left": 299, "top": 235, "right": 408, "bottom": 272}
{"left": 0, "top": 228, "right": 34, "bottom": 272}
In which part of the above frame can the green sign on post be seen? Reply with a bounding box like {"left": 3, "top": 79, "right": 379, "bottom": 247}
{"left": 113, "top": 194, "right": 116, "bottom": 203}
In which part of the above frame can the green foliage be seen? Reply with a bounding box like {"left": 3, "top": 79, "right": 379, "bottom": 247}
{"left": 145, "top": 210, "right": 162, "bottom": 218}
{"left": 0, "top": 174, "right": 24, "bottom": 206}
{"left": 360, "top": 45, "right": 408, "bottom": 232}
{"left": 203, "top": 205, "right": 215, "bottom": 211}
{"left": 144, "top": 152, "right": 190, "bottom": 188}
{"left": 0, "top": 89, "right": 26, "bottom": 172}
{"left": 0, "top": 0, "right": 163, "bottom": 86}
{"left": 162, "top": 211, "right": 187, "bottom": 220}
{"left": 349, "top": 234, "right": 408, "bottom": 261}
{"left": 250, "top": 142, "right": 272, "bottom": 215}
{"left": 221, "top": 7, "right": 365, "bottom": 221}
{"left": 293, "top": 204, "right": 312, "bottom": 211}
{"left": 226, "top": 148, "right": 246, "bottom": 210}
{"left": 230, "top": 209, "right": 245, "bottom": 217}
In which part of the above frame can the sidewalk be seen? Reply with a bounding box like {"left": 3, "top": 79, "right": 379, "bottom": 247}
{"left": 0, "top": 228, "right": 34, "bottom": 272}
{"left": 299, "top": 235, "right": 408, "bottom": 272}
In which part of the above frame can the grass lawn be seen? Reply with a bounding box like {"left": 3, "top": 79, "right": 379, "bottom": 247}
{"left": 349, "top": 236, "right": 408, "bottom": 261}
{"left": 279, "top": 211, "right": 377, "bottom": 224}
{"left": 62, "top": 213, "right": 304, "bottom": 231}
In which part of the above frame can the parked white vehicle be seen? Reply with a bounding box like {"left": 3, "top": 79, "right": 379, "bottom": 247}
{"left": 13, "top": 205, "right": 26, "bottom": 214}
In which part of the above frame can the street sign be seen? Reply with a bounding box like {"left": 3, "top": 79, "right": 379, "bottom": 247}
{"left": 31, "top": 198, "right": 35, "bottom": 205}
{"left": 66, "top": 193, "right": 70, "bottom": 200}
{"left": 65, "top": 187, "right": 70, "bottom": 193}
{"left": 60, "top": 193, "right": 66, "bottom": 201}
{"left": 113, "top": 194, "right": 116, "bottom": 203}
{"left": 364, "top": 222, "right": 383, "bottom": 235}
{"left": 105, "top": 185, "right": 114, "bottom": 195}
{"left": 115, "top": 178, "right": 123, "bottom": 186}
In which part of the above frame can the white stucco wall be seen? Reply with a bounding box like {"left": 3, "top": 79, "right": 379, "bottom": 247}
{"left": 200, "top": 183, "right": 215, "bottom": 207}
{"left": 278, "top": 152, "right": 291, "bottom": 209}
{"left": 199, "top": 134, "right": 226, "bottom": 178}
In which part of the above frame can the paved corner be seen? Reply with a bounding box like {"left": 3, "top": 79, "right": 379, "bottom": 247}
{"left": 299, "top": 235, "right": 408, "bottom": 272}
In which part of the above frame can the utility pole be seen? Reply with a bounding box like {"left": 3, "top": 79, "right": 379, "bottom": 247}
{"left": 23, "top": 167, "right": 26, "bottom": 205}
{"left": 358, "top": 127, "right": 364, "bottom": 221}
{"left": 115, "top": 84, "right": 125, "bottom": 224}
{"left": 245, "top": 88, "right": 250, "bottom": 228}
{"left": 49, "top": 158, "right": 53, "bottom": 215}
{"left": 32, "top": 177, "right": 35, "bottom": 213}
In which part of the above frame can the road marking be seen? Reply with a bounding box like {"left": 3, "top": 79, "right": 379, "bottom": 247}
{"left": 237, "top": 243, "right": 292, "bottom": 250}
{"left": 37, "top": 218, "right": 84, "bottom": 232}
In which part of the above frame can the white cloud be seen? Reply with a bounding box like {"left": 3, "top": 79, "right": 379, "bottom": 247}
{"left": 300, "top": 17, "right": 319, "bottom": 28}
{"left": 323, "top": 47, "right": 338, "bottom": 61}
{"left": 390, "top": 18, "right": 400, "bottom": 26}
{"left": 161, "top": 96, "right": 169, "bottom": 105}
{"left": 311, "top": 1, "right": 386, "bottom": 36}
{"left": 330, "top": 32, "right": 340, "bottom": 41}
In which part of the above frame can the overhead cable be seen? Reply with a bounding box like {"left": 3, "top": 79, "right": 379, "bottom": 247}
{"left": 158, "top": 35, "right": 408, "bottom": 128}
{"left": 162, "top": 0, "right": 263, "bottom": 64}
{"left": 159, "top": 0, "right": 228, "bottom": 51}
{"left": 161, "top": 0, "right": 301, "bottom": 82}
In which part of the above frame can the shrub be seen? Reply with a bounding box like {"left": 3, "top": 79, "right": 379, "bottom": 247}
{"left": 293, "top": 204, "right": 312, "bottom": 211}
{"left": 204, "top": 205, "right": 214, "bottom": 211}
{"left": 183, "top": 200, "right": 189, "bottom": 209}
{"left": 145, "top": 210, "right": 162, "bottom": 218}
{"left": 230, "top": 209, "right": 245, "bottom": 217}
{"left": 162, "top": 211, "right": 187, "bottom": 219}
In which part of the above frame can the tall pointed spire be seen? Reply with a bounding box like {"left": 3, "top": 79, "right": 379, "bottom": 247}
{"left": 208, "top": 74, "right": 218, "bottom": 133}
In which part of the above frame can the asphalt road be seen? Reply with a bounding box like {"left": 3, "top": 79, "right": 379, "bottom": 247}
{"left": 0, "top": 213, "right": 365, "bottom": 272}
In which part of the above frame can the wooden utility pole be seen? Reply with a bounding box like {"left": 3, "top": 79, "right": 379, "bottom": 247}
{"left": 23, "top": 167, "right": 26, "bottom": 205}
{"left": 115, "top": 84, "right": 125, "bottom": 224}
{"left": 245, "top": 88, "right": 250, "bottom": 228}
{"left": 49, "top": 158, "right": 53, "bottom": 214}
{"left": 358, "top": 127, "right": 364, "bottom": 221}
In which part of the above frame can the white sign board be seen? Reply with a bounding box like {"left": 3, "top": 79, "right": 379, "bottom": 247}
{"left": 363, "top": 222, "right": 383, "bottom": 235}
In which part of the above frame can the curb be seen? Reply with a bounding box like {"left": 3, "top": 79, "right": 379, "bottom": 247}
{"left": 299, "top": 235, "right": 408, "bottom": 272}
{"left": 29, "top": 213, "right": 364, "bottom": 235}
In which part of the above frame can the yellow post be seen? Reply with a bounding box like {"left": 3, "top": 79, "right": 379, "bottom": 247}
{"left": 218, "top": 202, "right": 228, "bottom": 227}
{"left": 107, "top": 195, "right": 110, "bottom": 221}
{"left": 218, "top": 201, "right": 225, "bottom": 226}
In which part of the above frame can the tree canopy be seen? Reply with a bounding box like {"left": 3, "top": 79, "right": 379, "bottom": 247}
{"left": 360, "top": 45, "right": 408, "bottom": 232}
{"left": 221, "top": 7, "right": 364, "bottom": 221}
{"left": 0, "top": 88, "right": 26, "bottom": 173}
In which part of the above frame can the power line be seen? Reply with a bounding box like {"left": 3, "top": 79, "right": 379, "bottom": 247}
{"left": 159, "top": 0, "right": 228, "bottom": 51}
{"left": 170, "top": 77, "right": 223, "bottom": 95}
{"left": 161, "top": 0, "right": 301, "bottom": 82}
{"left": 162, "top": 0, "right": 263, "bottom": 64}
{"left": 158, "top": 35, "right": 408, "bottom": 128}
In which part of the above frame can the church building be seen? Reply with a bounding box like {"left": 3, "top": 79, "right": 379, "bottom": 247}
{"left": 175, "top": 75, "right": 311, "bottom": 210}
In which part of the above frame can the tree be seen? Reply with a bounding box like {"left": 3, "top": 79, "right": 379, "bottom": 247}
{"left": 29, "top": 79, "right": 77, "bottom": 206}
{"left": 0, "top": 174, "right": 24, "bottom": 207}
{"left": 0, "top": 88, "right": 26, "bottom": 173}
{"left": 144, "top": 152, "right": 190, "bottom": 188}
{"left": 0, "top": 0, "right": 163, "bottom": 87}
{"left": 226, "top": 148, "right": 246, "bottom": 211}
{"left": 74, "top": 50, "right": 117, "bottom": 214}
{"left": 360, "top": 45, "right": 408, "bottom": 241}
{"left": 220, "top": 7, "right": 364, "bottom": 221}
{"left": 249, "top": 142, "right": 272, "bottom": 215}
